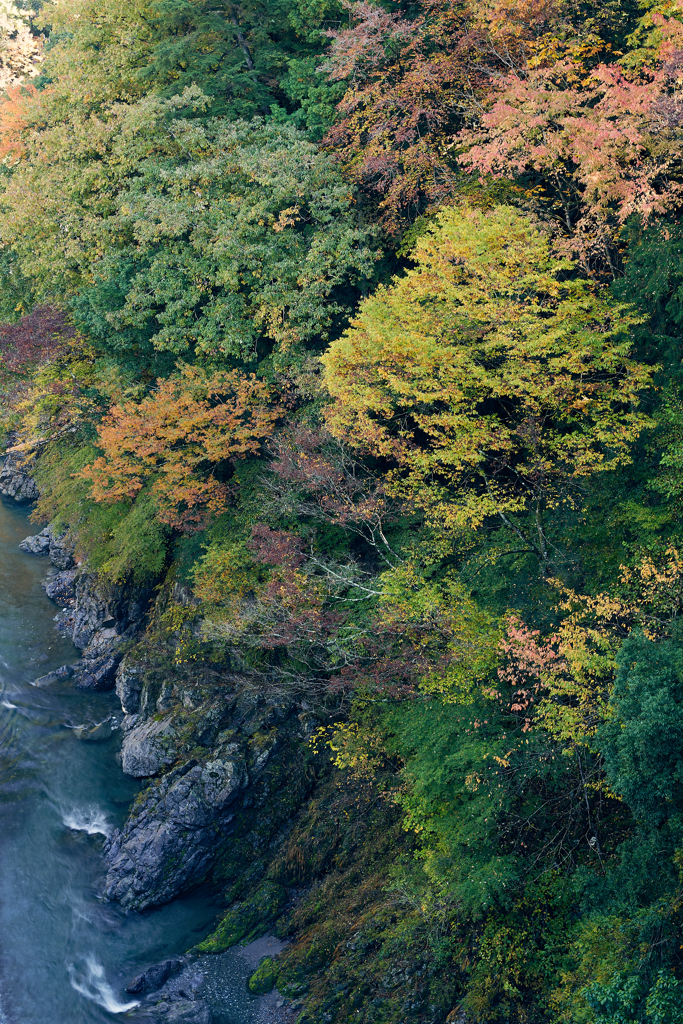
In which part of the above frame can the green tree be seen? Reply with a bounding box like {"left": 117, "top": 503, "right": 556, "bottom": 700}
{"left": 582, "top": 970, "right": 683, "bottom": 1024}
{"left": 598, "top": 631, "right": 683, "bottom": 827}
{"left": 135, "top": 0, "right": 344, "bottom": 123}
{"left": 84, "top": 115, "right": 378, "bottom": 362}
{"left": 35, "top": 0, "right": 342, "bottom": 123}
{"left": 0, "top": 92, "right": 378, "bottom": 365}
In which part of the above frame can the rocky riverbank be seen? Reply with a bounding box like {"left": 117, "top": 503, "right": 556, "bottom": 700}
{"left": 0, "top": 451, "right": 39, "bottom": 502}
{"left": 19, "top": 522, "right": 151, "bottom": 691}
{"left": 11, "top": 455, "right": 461, "bottom": 1024}
{"left": 17, "top": 483, "right": 317, "bottom": 1024}
{"left": 119, "top": 937, "right": 294, "bottom": 1024}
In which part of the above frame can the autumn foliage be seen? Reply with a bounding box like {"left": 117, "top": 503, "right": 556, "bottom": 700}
{"left": 459, "top": 12, "right": 683, "bottom": 273}
{"left": 81, "top": 366, "right": 280, "bottom": 530}
{"left": 7, "top": 0, "right": 683, "bottom": 1017}
{"left": 322, "top": 0, "right": 583, "bottom": 230}
{"left": 0, "top": 81, "right": 43, "bottom": 160}
{"left": 323, "top": 206, "right": 651, "bottom": 561}
{"left": 324, "top": 0, "right": 683, "bottom": 270}
{"left": 0, "top": 304, "right": 75, "bottom": 374}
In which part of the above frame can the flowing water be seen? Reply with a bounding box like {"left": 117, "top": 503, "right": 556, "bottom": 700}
{"left": 0, "top": 498, "right": 255, "bottom": 1024}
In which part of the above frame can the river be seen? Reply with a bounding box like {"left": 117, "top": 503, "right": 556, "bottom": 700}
{"left": 0, "top": 498, "right": 256, "bottom": 1024}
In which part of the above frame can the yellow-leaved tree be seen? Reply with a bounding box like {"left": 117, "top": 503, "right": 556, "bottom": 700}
{"left": 323, "top": 205, "right": 653, "bottom": 567}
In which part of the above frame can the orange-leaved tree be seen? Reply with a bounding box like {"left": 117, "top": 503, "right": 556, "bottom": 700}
{"left": 458, "top": 7, "right": 683, "bottom": 275}
{"left": 321, "top": 0, "right": 633, "bottom": 234}
{"left": 322, "top": 205, "right": 652, "bottom": 566}
{"left": 0, "top": 82, "right": 44, "bottom": 161}
{"left": 81, "top": 365, "right": 280, "bottom": 531}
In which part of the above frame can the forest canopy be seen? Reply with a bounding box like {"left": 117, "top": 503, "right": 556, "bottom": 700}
{"left": 5, "top": 0, "right": 683, "bottom": 1020}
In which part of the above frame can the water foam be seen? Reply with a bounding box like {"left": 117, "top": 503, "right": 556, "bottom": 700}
{"left": 68, "top": 958, "right": 139, "bottom": 1014}
{"left": 61, "top": 806, "right": 111, "bottom": 837}
{"left": 0, "top": 700, "right": 17, "bottom": 709}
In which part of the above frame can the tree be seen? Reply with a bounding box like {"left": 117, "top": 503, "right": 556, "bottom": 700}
{"left": 458, "top": 9, "right": 683, "bottom": 275}
{"left": 0, "top": 94, "right": 379, "bottom": 364}
{"left": 323, "top": 205, "right": 652, "bottom": 567}
{"left": 80, "top": 365, "right": 280, "bottom": 530}
{"left": 321, "top": 0, "right": 479, "bottom": 232}
{"left": 583, "top": 970, "right": 683, "bottom": 1024}
{"left": 598, "top": 631, "right": 683, "bottom": 827}
{"left": 321, "top": 0, "right": 644, "bottom": 234}
{"left": 25, "top": 0, "right": 341, "bottom": 124}
{"left": 134, "top": 0, "right": 344, "bottom": 122}
{"left": 0, "top": 0, "right": 43, "bottom": 90}
{"left": 0, "top": 303, "right": 74, "bottom": 374}
{"left": 82, "top": 115, "right": 379, "bottom": 362}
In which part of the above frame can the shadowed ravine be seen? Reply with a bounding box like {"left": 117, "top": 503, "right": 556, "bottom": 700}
{"left": 0, "top": 498, "right": 254, "bottom": 1024}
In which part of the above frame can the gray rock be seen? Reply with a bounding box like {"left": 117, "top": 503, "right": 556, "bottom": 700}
{"left": 70, "top": 580, "right": 121, "bottom": 650}
{"left": 43, "top": 568, "right": 77, "bottom": 604}
{"left": 126, "top": 959, "right": 183, "bottom": 995}
{"left": 121, "top": 714, "right": 179, "bottom": 777}
{"left": 46, "top": 574, "right": 150, "bottom": 696}
{"left": 32, "top": 665, "right": 74, "bottom": 687}
{"left": 132, "top": 1000, "right": 211, "bottom": 1024}
{"left": 0, "top": 453, "right": 39, "bottom": 502}
{"left": 20, "top": 524, "right": 75, "bottom": 566}
{"left": 19, "top": 527, "right": 50, "bottom": 555}
{"left": 102, "top": 755, "right": 248, "bottom": 909}
{"left": 66, "top": 576, "right": 148, "bottom": 652}
{"left": 74, "top": 653, "right": 121, "bottom": 692}
{"left": 158, "top": 967, "right": 204, "bottom": 1003}
{"left": 48, "top": 526, "right": 75, "bottom": 569}
{"left": 116, "top": 657, "right": 143, "bottom": 715}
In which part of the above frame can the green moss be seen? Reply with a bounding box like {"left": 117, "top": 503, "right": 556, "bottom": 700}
{"left": 247, "top": 957, "right": 279, "bottom": 995}
{"left": 195, "top": 881, "right": 288, "bottom": 953}
{"left": 33, "top": 442, "right": 170, "bottom": 584}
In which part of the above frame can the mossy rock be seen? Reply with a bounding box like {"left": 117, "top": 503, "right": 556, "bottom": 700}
{"left": 247, "top": 957, "right": 279, "bottom": 995}
{"left": 195, "top": 881, "right": 287, "bottom": 953}
{"left": 280, "top": 981, "right": 308, "bottom": 998}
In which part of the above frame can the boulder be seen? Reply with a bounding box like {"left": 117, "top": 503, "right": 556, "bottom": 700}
{"left": 74, "top": 653, "right": 122, "bottom": 692}
{"left": 0, "top": 454, "right": 38, "bottom": 502}
{"left": 21, "top": 524, "right": 75, "bottom": 566}
{"left": 43, "top": 569, "right": 77, "bottom": 605}
{"left": 32, "top": 665, "right": 74, "bottom": 687}
{"left": 247, "top": 957, "right": 278, "bottom": 995}
{"left": 103, "top": 754, "right": 248, "bottom": 909}
{"left": 126, "top": 959, "right": 183, "bottom": 995}
{"left": 121, "top": 714, "right": 179, "bottom": 777}
{"left": 157, "top": 966, "right": 204, "bottom": 1003}
{"left": 67, "top": 577, "right": 149, "bottom": 653}
{"left": 19, "top": 527, "right": 50, "bottom": 555}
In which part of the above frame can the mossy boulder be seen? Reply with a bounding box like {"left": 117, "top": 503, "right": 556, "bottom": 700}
{"left": 195, "top": 881, "right": 287, "bottom": 953}
{"left": 247, "top": 957, "right": 279, "bottom": 995}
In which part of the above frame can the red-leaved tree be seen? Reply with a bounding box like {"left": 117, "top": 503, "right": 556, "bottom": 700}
{"left": 0, "top": 304, "right": 75, "bottom": 373}
{"left": 458, "top": 15, "right": 683, "bottom": 274}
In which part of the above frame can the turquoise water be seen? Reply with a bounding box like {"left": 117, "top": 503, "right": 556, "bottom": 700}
{"left": 0, "top": 499, "right": 234, "bottom": 1023}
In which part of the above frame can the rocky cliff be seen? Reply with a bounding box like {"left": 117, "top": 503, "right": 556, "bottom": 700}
{"left": 0, "top": 451, "right": 39, "bottom": 502}
{"left": 21, "top": 522, "right": 151, "bottom": 691}
{"left": 103, "top": 659, "right": 312, "bottom": 911}
{"left": 17, "top": 517, "right": 313, "bottom": 922}
{"left": 14, "top": 459, "right": 444, "bottom": 1024}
